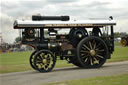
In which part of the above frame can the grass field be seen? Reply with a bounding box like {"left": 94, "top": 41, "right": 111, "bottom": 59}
{"left": 0, "top": 51, "right": 73, "bottom": 73}
{"left": 0, "top": 46, "right": 128, "bottom": 73}
{"left": 44, "top": 73, "right": 128, "bottom": 85}
{"left": 107, "top": 47, "right": 128, "bottom": 62}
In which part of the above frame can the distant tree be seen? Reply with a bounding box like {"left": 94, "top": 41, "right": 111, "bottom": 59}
{"left": 120, "top": 32, "right": 128, "bottom": 37}
{"left": 15, "top": 36, "right": 21, "bottom": 43}
{"left": 114, "top": 32, "right": 128, "bottom": 38}
{"left": 114, "top": 32, "right": 120, "bottom": 38}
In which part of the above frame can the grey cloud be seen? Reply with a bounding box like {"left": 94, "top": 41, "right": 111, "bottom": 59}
{"left": 1, "top": 0, "right": 128, "bottom": 43}
{"left": 1, "top": 13, "right": 19, "bottom": 43}
{"left": 20, "top": 1, "right": 47, "bottom": 9}
{"left": 45, "top": 1, "right": 111, "bottom": 19}
{"left": 1, "top": 1, "right": 19, "bottom": 9}
{"left": 86, "top": 1, "right": 110, "bottom": 7}
{"left": 1, "top": 1, "right": 47, "bottom": 17}
{"left": 46, "top": 0, "right": 78, "bottom": 3}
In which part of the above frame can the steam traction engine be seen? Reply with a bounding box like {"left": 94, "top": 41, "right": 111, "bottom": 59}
{"left": 121, "top": 36, "right": 128, "bottom": 47}
{"left": 13, "top": 15, "right": 116, "bottom": 72}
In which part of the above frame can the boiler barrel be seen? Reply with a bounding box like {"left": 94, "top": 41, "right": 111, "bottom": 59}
{"left": 32, "top": 15, "right": 70, "bottom": 21}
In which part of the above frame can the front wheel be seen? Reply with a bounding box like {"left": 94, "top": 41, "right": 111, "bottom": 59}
{"left": 77, "top": 36, "right": 109, "bottom": 68}
{"left": 33, "top": 50, "right": 56, "bottom": 72}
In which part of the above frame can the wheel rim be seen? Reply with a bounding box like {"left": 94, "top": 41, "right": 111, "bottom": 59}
{"left": 78, "top": 37, "right": 108, "bottom": 68}
{"left": 34, "top": 50, "right": 56, "bottom": 72}
{"left": 29, "top": 51, "right": 37, "bottom": 70}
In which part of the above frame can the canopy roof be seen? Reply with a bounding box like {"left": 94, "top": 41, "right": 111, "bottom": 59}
{"left": 14, "top": 19, "right": 116, "bottom": 29}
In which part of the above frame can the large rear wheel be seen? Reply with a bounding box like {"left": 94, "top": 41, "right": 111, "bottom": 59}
{"left": 77, "top": 36, "right": 109, "bottom": 68}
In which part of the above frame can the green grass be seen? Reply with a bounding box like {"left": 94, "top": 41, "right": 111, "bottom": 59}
{"left": 0, "top": 51, "right": 73, "bottom": 73}
{"left": 114, "top": 42, "right": 121, "bottom": 46}
{"left": 108, "top": 47, "right": 128, "bottom": 62}
{"left": 0, "top": 51, "right": 32, "bottom": 73}
{"left": 0, "top": 47, "right": 128, "bottom": 73}
{"left": 45, "top": 74, "right": 128, "bottom": 85}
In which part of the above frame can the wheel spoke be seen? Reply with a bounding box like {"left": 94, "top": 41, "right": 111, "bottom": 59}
{"left": 40, "top": 53, "right": 45, "bottom": 57}
{"left": 89, "top": 57, "right": 93, "bottom": 65}
{"left": 44, "top": 66, "right": 48, "bottom": 70}
{"left": 93, "top": 57, "right": 99, "bottom": 64}
{"left": 96, "top": 43, "right": 101, "bottom": 48}
{"left": 42, "top": 63, "right": 48, "bottom": 70}
{"left": 39, "top": 55, "right": 43, "bottom": 60}
{"left": 45, "top": 54, "right": 51, "bottom": 58}
{"left": 97, "top": 49, "right": 105, "bottom": 52}
{"left": 81, "top": 50, "right": 89, "bottom": 53}
{"left": 40, "top": 63, "right": 44, "bottom": 68}
{"left": 81, "top": 53, "right": 86, "bottom": 56}
{"left": 48, "top": 63, "right": 52, "bottom": 68}
{"left": 93, "top": 41, "right": 97, "bottom": 49}
{"left": 96, "top": 54, "right": 104, "bottom": 59}
{"left": 37, "top": 63, "right": 42, "bottom": 69}
{"left": 42, "top": 65, "right": 46, "bottom": 70}
{"left": 36, "top": 61, "right": 42, "bottom": 63}
{"left": 82, "top": 55, "right": 88, "bottom": 58}
{"left": 83, "top": 44, "right": 90, "bottom": 50}
{"left": 95, "top": 48, "right": 105, "bottom": 55}
{"left": 82, "top": 46, "right": 86, "bottom": 50}
{"left": 84, "top": 57, "right": 88, "bottom": 62}
{"left": 89, "top": 41, "right": 93, "bottom": 49}
{"left": 95, "top": 47, "right": 103, "bottom": 51}
{"left": 48, "top": 54, "right": 51, "bottom": 57}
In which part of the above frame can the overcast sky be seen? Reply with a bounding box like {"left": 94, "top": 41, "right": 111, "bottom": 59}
{"left": 0, "top": 0, "right": 128, "bottom": 43}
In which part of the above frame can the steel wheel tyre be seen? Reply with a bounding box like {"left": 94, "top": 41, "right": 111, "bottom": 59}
{"left": 69, "top": 56, "right": 82, "bottom": 67}
{"left": 33, "top": 50, "right": 56, "bottom": 72}
{"left": 77, "top": 36, "right": 109, "bottom": 68}
{"left": 29, "top": 51, "right": 37, "bottom": 70}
